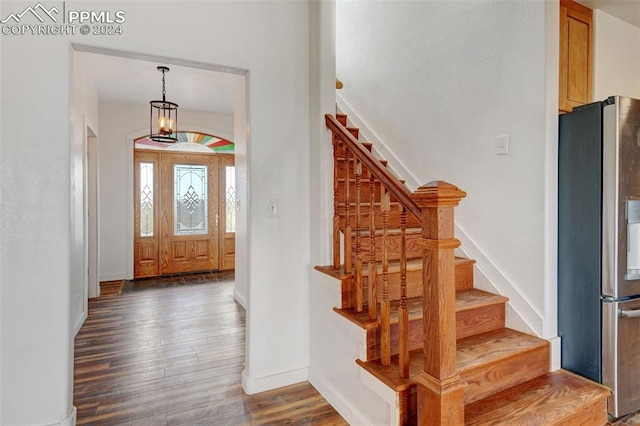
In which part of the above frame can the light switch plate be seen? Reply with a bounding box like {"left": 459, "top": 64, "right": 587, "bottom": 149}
{"left": 496, "top": 135, "right": 510, "bottom": 155}
{"left": 266, "top": 198, "right": 278, "bottom": 218}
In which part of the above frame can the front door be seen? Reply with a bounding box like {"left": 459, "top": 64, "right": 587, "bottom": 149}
{"left": 160, "top": 153, "right": 219, "bottom": 274}
{"left": 134, "top": 151, "right": 219, "bottom": 277}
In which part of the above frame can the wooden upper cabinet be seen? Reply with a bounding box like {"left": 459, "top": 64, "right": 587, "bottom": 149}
{"left": 559, "top": 0, "right": 593, "bottom": 113}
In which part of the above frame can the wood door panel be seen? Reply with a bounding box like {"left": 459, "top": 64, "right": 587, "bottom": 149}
{"left": 138, "top": 241, "right": 157, "bottom": 264}
{"left": 171, "top": 241, "right": 188, "bottom": 261}
{"left": 194, "top": 240, "right": 211, "bottom": 260}
{"left": 566, "top": 17, "right": 589, "bottom": 104}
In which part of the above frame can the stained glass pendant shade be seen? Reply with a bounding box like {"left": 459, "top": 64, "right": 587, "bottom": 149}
{"left": 149, "top": 66, "right": 178, "bottom": 143}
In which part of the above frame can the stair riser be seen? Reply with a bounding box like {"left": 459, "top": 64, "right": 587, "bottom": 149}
{"left": 365, "top": 303, "right": 506, "bottom": 360}
{"left": 361, "top": 269, "right": 423, "bottom": 303}
{"left": 462, "top": 345, "right": 550, "bottom": 404}
{"left": 550, "top": 397, "right": 608, "bottom": 426}
{"left": 338, "top": 261, "right": 474, "bottom": 309}
{"left": 456, "top": 303, "right": 505, "bottom": 340}
{"left": 336, "top": 159, "right": 380, "bottom": 176}
{"left": 357, "top": 261, "right": 474, "bottom": 304}
{"left": 335, "top": 142, "right": 371, "bottom": 157}
{"left": 338, "top": 209, "right": 422, "bottom": 231}
{"left": 352, "top": 233, "right": 423, "bottom": 263}
{"left": 336, "top": 182, "right": 382, "bottom": 204}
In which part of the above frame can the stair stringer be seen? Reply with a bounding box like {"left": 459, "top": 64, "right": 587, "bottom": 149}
{"left": 309, "top": 271, "right": 397, "bottom": 426}
{"left": 336, "top": 95, "right": 550, "bottom": 346}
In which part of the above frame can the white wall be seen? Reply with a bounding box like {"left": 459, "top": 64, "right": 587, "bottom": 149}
{"left": 336, "top": 0, "right": 554, "bottom": 336}
{"left": 1, "top": 1, "right": 313, "bottom": 424}
{"left": 1, "top": 31, "right": 75, "bottom": 426}
{"left": 96, "top": 101, "right": 234, "bottom": 281}
{"left": 593, "top": 10, "right": 640, "bottom": 101}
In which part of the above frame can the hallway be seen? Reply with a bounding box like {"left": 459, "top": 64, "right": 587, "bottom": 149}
{"left": 73, "top": 272, "right": 345, "bottom": 425}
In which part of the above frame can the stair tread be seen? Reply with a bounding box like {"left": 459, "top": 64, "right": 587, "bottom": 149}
{"left": 333, "top": 288, "right": 507, "bottom": 329}
{"left": 464, "top": 370, "right": 611, "bottom": 425}
{"left": 356, "top": 328, "right": 546, "bottom": 392}
{"left": 314, "top": 265, "right": 352, "bottom": 280}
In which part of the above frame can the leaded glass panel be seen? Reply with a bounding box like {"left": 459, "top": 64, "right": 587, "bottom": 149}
{"left": 174, "top": 164, "right": 208, "bottom": 235}
{"left": 140, "top": 162, "right": 154, "bottom": 237}
{"left": 225, "top": 166, "right": 236, "bottom": 233}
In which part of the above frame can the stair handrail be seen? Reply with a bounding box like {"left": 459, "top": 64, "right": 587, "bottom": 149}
{"left": 325, "top": 114, "right": 421, "bottom": 221}
{"left": 327, "top": 112, "right": 468, "bottom": 424}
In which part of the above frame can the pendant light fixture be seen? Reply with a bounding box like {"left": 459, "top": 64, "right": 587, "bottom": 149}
{"left": 149, "top": 66, "right": 178, "bottom": 143}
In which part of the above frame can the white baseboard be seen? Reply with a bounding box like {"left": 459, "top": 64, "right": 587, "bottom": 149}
{"left": 549, "top": 336, "right": 561, "bottom": 371}
{"left": 99, "top": 273, "right": 125, "bottom": 282}
{"left": 309, "top": 368, "right": 386, "bottom": 426}
{"left": 241, "top": 367, "right": 308, "bottom": 395}
{"left": 44, "top": 406, "right": 76, "bottom": 426}
{"left": 73, "top": 311, "right": 87, "bottom": 337}
{"left": 233, "top": 289, "right": 247, "bottom": 309}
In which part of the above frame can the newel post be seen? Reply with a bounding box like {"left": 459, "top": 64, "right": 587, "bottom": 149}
{"left": 411, "top": 181, "right": 467, "bottom": 425}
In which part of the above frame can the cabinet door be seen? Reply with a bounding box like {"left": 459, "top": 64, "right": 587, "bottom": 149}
{"left": 559, "top": 0, "right": 593, "bottom": 113}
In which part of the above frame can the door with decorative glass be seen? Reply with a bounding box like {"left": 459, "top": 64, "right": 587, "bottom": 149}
{"left": 160, "top": 153, "right": 219, "bottom": 274}
{"left": 134, "top": 151, "right": 220, "bottom": 277}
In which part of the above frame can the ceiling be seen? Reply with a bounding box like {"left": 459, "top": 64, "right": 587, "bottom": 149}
{"left": 576, "top": 0, "right": 640, "bottom": 28}
{"left": 78, "top": 51, "right": 236, "bottom": 115}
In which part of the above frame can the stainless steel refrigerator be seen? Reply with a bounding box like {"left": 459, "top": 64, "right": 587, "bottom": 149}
{"left": 559, "top": 95, "right": 640, "bottom": 418}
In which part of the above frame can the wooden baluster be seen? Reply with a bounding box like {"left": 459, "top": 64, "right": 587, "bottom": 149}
{"left": 412, "top": 181, "right": 467, "bottom": 425}
{"left": 344, "top": 147, "right": 352, "bottom": 275}
{"left": 380, "top": 189, "right": 391, "bottom": 366}
{"left": 332, "top": 137, "right": 341, "bottom": 269}
{"left": 354, "top": 160, "right": 363, "bottom": 313}
{"left": 399, "top": 206, "right": 409, "bottom": 378}
{"left": 368, "top": 174, "right": 377, "bottom": 321}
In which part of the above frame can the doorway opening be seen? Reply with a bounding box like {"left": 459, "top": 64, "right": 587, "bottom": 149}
{"left": 133, "top": 132, "right": 236, "bottom": 278}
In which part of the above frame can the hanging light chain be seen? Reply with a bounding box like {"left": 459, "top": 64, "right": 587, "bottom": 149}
{"left": 161, "top": 69, "right": 166, "bottom": 101}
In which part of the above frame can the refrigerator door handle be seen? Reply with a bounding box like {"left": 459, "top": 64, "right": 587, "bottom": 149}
{"left": 620, "top": 308, "right": 640, "bottom": 318}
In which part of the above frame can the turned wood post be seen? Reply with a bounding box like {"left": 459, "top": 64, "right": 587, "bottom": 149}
{"left": 411, "top": 181, "right": 467, "bottom": 426}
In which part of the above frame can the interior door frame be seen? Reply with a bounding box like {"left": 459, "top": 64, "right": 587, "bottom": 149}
{"left": 133, "top": 145, "right": 235, "bottom": 278}
{"left": 126, "top": 127, "right": 236, "bottom": 279}
{"left": 86, "top": 126, "right": 100, "bottom": 299}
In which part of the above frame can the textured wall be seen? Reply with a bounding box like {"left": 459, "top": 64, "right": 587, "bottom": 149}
{"left": 1, "top": 1, "right": 313, "bottom": 423}
{"left": 593, "top": 10, "right": 640, "bottom": 101}
{"left": 336, "top": 0, "right": 554, "bottom": 335}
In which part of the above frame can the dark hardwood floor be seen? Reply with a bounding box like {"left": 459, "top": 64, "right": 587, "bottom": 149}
{"left": 74, "top": 272, "right": 346, "bottom": 425}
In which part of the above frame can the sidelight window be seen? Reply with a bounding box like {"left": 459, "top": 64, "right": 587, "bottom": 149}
{"left": 225, "top": 166, "right": 236, "bottom": 233}
{"left": 139, "top": 162, "right": 154, "bottom": 237}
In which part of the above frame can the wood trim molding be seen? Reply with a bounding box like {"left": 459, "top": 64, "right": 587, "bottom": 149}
{"left": 325, "top": 114, "right": 421, "bottom": 220}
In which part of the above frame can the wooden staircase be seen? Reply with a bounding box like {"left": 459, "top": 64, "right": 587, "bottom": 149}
{"left": 315, "top": 113, "right": 611, "bottom": 425}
